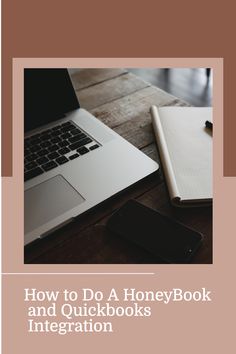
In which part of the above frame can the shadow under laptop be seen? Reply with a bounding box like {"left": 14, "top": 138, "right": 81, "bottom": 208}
{"left": 24, "top": 170, "right": 161, "bottom": 264}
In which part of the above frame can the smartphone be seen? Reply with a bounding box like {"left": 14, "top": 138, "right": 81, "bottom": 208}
{"left": 107, "top": 200, "right": 203, "bottom": 263}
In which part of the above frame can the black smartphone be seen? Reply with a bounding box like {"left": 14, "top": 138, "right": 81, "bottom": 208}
{"left": 107, "top": 200, "right": 203, "bottom": 263}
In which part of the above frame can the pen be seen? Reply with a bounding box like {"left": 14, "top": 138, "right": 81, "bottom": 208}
{"left": 205, "top": 120, "right": 213, "bottom": 130}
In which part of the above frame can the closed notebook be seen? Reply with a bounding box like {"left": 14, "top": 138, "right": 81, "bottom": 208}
{"left": 150, "top": 105, "right": 212, "bottom": 207}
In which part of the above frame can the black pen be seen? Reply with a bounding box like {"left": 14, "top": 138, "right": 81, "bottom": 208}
{"left": 205, "top": 120, "right": 213, "bottom": 130}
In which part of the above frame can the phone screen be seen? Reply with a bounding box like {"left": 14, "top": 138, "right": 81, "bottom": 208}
{"left": 107, "top": 200, "right": 203, "bottom": 263}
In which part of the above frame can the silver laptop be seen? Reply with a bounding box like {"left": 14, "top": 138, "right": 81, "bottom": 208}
{"left": 24, "top": 69, "right": 159, "bottom": 245}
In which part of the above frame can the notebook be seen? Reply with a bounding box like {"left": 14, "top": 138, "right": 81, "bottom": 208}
{"left": 150, "top": 105, "right": 212, "bottom": 207}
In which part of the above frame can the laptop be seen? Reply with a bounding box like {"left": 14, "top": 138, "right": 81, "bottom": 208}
{"left": 24, "top": 69, "right": 159, "bottom": 245}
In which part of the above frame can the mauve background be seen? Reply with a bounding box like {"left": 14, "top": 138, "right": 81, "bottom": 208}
{"left": 1, "top": 1, "right": 235, "bottom": 353}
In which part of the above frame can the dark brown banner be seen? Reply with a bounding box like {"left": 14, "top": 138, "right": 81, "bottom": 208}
{"left": 2, "top": 0, "right": 235, "bottom": 175}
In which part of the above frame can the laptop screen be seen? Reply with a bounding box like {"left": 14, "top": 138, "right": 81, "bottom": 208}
{"left": 24, "top": 69, "right": 80, "bottom": 132}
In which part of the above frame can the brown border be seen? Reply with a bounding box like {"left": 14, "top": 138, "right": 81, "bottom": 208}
{"left": 2, "top": 57, "right": 221, "bottom": 273}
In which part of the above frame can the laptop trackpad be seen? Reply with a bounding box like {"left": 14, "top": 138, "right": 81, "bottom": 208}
{"left": 25, "top": 175, "right": 85, "bottom": 234}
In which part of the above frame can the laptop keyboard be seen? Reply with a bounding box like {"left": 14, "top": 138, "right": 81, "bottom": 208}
{"left": 24, "top": 121, "right": 100, "bottom": 181}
